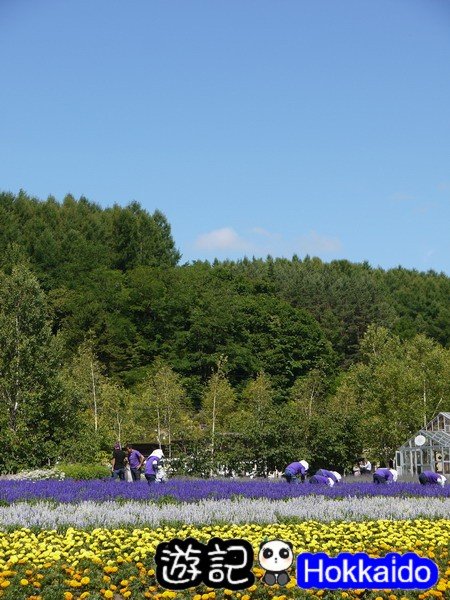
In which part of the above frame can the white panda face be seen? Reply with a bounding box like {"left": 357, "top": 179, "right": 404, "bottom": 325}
{"left": 258, "top": 540, "right": 294, "bottom": 572}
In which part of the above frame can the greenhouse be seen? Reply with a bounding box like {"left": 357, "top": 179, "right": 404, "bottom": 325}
{"left": 395, "top": 412, "right": 450, "bottom": 476}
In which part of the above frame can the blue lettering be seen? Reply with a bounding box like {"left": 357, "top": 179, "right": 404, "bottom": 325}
{"left": 296, "top": 552, "right": 438, "bottom": 590}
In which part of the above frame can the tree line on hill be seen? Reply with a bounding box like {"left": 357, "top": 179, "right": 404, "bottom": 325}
{"left": 0, "top": 190, "right": 449, "bottom": 474}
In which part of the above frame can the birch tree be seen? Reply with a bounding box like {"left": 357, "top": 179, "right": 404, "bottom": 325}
{"left": 140, "top": 361, "right": 192, "bottom": 458}
{"left": 0, "top": 265, "right": 60, "bottom": 470}
{"left": 200, "top": 356, "right": 236, "bottom": 472}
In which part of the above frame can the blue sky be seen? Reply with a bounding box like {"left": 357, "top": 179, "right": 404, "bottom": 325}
{"left": 1, "top": 0, "right": 450, "bottom": 273}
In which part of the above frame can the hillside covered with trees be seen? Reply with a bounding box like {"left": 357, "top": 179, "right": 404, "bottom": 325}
{"left": 0, "top": 190, "right": 449, "bottom": 474}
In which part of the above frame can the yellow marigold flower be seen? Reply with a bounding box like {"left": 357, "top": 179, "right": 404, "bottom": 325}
{"left": 20, "top": 579, "right": 29, "bottom": 586}
{"left": 81, "top": 576, "right": 90, "bottom": 585}
{"left": 120, "top": 579, "right": 129, "bottom": 586}
{"left": 63, "top": 593, "right": 73, "bottom": 600}
{"left": 104, "top": 592, "right": 114, "bottom": 599}
{"left": 80, "top": 594, "right": 90, "bottom": 599}
{"left": 0, "top": 581, "right": 10, "bottom": 588}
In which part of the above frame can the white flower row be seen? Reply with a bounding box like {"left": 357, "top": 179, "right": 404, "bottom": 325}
{"left": 0, "top": 468, "right": 65, "bottom": 481}
{"left": 0, "top": 496, "right": 449, "bottom": 529}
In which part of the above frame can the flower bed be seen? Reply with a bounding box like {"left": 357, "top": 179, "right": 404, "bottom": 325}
{"left": 1, "top": 478, "right": 450, "bottom": 599}
{"left": 0, "top": 521, "right": 449, "bottom": 599}
{"left": 1, "top": 496, "right": 450, "bottom": 529}
{"left": 1, "top": 479, "right": 449, "bottom": 504}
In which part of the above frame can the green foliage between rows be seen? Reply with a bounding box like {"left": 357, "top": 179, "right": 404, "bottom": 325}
{"left": 55, "top": 463, "right": 111, "bottom": 480}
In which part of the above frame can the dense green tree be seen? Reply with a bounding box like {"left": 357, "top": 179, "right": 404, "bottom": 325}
{"left": 0, "top": 265, "right": 66, "bottom": 470}
{"left": 332, "top": 326, "right": 450, "bottom": 465}
{"left": 0, "top": 189, "right": 449, "bottom": 473}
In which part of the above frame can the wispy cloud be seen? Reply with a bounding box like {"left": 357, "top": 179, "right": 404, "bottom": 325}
{"left": 390, "top": 192, "right": 416, "bottom": 202}
{"left": 414, "top": 202, "right": 438, "bottom": 215}
{"left": 192, "top": 226, "right": 343, "bottom": 259}
{"left": 297, "top": 230, "right": 343, "bottom": 255}
{"left": 250, "top": 226, "right": 281, "bottom": 240}
{"left": 194, "top": 227, "right": 252, "bottom": 252}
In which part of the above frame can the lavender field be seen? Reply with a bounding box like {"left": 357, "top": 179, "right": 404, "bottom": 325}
{"left": 1, "top": 478, "right": 449, "bottom": 504}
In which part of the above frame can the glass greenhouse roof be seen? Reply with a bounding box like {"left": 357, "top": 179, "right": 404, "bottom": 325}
{"left": 399, "top": 429, "right": 450, "bottom": 450}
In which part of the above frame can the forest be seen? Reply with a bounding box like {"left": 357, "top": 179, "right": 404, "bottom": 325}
{"left": 0, "top": 190, "right": 449, "bottom": 475}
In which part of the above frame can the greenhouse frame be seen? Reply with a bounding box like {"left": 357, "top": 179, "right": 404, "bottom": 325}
{"left": 395, "top": 412, "right": 450, "bottom": 476}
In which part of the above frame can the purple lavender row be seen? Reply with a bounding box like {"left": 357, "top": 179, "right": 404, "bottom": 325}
{"left": 0, "top": 479, "right": 449, "bottom": 504}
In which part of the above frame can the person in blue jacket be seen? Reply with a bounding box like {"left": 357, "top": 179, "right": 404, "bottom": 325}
{"left": 418, "top": 471, "right": 446, "bottom": 487}
{"left": 315, "top": 469, "right": 341, "bottom": 483}
{"left": 283, "top": 460, "right": 309, "bottom": 483}
{"left": 309, "top": 474, "right": 335, "bottom": 486}
{"left": 373, "top": 467, "right": 398, "bottom": 484}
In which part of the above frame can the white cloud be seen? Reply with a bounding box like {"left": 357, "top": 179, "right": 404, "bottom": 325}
{"left": 192, "top": 227, "right": 343, "bottom": 259}
{"left": 194, "top": 227, "right": 252, "bottom": 252}
{"left": 297, "top": 230, "right": 343, "bottom": 255}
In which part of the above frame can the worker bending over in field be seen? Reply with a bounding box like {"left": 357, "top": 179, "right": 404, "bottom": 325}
{"left": 315, "top": 469, "right": 341, "bottom": 483}
{"left": 373, "top": 467, "right": 398, "bottom": 484}
{"left": 283, "top": 460, "right": 309, "bottom": 483}
{"left": 418, "top": 470, "right": 446, "bottom": 487}
{"left": 309, "top": 474, "right": 335, "bottom": 486}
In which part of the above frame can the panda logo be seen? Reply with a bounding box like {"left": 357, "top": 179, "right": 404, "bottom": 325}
{"left": 258, "top": 539, "right": 294, "bottom": 586}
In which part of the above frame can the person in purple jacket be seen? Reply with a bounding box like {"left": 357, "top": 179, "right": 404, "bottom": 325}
{"left": 125, "top": 444, "right": 145, "bottom": 482}
{"left": 283, "top": 460, "right": 309, "bottom": 483}
{"left": 419, "top": 471, "right": 447, "bottom": 487}
{"left": 315, "top": 469, "right": 341, "bottom": 484}
{"left": 309, "top": 474, "right": 335, "bottom": 486}
{"left": 373, "top": 467, "right": 398, "bottom": 484}
{"left": 144, "top": 449, "right": 164, "bottom": 484}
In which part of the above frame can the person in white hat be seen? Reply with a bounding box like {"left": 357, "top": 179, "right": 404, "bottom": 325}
{"left": 373, "top": 467, "right": 398, "bottom": 484}
{"left": 418, "top": 471, "right": 446, "bottom": 487}
{"left": 282, "top": 460, "right": 309, "bottom": 484}
{"left": 144, "top": 449, "right": 165, "bottom": 484}
{"left": 315, "top": 469, "right": 341, "bottom": 484}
